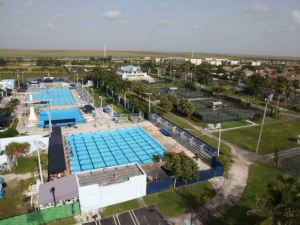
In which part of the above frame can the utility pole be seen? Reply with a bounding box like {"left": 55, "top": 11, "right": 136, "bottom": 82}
{"left": 145, "top": 93, "right": 152, "bottom": 113}
{"left": 255, "top": 99, "right": 268, "bottom": 154}
{"left": 99, "top": 96, "right": 103, "bottom": 125}
{"left": 217, "top": 123, "right": 222, "bottom": 157}
{"left": 37, "top": 148, "right": 44, "bottom": 183}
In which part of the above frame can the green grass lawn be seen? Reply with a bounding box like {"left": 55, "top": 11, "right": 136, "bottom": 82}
{"left": 220, "top": 120, "right": 300, "bottom": 154}
{"left": 0, "top": 177, "right": 36, "bottom": 219}
{"left": 102, "top": 200, "right": 140, "bottom": 218}
{"left": 162, "top": 112, "right": 194, "bottom": 130}
{"left": 12, "top": 153, "right": 47, "bottom": 174}
{"left": 222, "top": 120, "right": 251, "bottom": 129}
{"left": 143, "top": 182, "right": 215, "bottom": 218}
{"left": 208, "top": 162, "right": 293, "bottom": 225}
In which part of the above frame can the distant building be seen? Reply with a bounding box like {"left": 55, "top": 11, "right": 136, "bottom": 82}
{"left": 230, "top": 60, "right": 239, "bottom": 65}
{"left": 190, "top": 58, "right": 202, "bottom": 65}
{"left": 252, "top": 61, "right": 262, "bottom": 66}
{"left": 0, "top": 79, "right": 15, "bottom": 95}
{"left": 204, "top": 58, "right": 227, "bottom": 66}
{"left": 243, "top": 69, "right": 255, "bottom": 77}
{"left": 117, "top": 65, "right": 155, "bottom": 83}
{"left": 155, "top": 58, "right": 163, "bottom": 63}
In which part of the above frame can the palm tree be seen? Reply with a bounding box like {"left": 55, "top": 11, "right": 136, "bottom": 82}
{"left": 248, "top": 175, "right": 300, "bottom": 225}
{"left": 247, "top": 74, "right": 266, "bottom": 103}
{"left": 274, "top": 76, "right": 289, "bottom": 117}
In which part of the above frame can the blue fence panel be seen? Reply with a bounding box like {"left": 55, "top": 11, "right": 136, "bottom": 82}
{"left": 147, "top": 179, "right": 172, "bottom": 194}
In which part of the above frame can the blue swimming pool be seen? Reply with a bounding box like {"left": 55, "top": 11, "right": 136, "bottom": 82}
{"left": 66, "top": 126, "right": 166, "bottom": 173}
{"left": 26, "top": 88, "right": 75, "bottom": 106}
{"left": 38, "top": 108, "right": 85, "bottom": 128}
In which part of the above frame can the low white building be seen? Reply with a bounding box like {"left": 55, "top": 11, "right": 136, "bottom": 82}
{"left": 230, "top": 60, "right": 239, "bottom": 65}
{"left": 117, "top": 65, "right": 155, "bottom": 83}
{"left": 252, "top": 61, "right": 262, "bottom": 66}
{"left": 0, "top": 79, "right": 15, "bottom": 92}
{"left": 190, "top": 58, "right": 202, "bottom": 65}
{"left": 77, "top": 163, "right": 147, "bottom": 212}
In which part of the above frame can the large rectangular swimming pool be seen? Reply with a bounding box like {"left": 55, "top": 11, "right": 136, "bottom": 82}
{"left": 66, "top": 126, "right": 166, "bottom": 173}
{"left": 38, "top": 108, "right": 85, "bottom": 128}
{"left": 26, "top": 88, "right": 76, "bottom": 106}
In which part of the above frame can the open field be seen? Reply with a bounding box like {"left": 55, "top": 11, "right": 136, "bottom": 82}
{"left": 0, "top": 177, "right": 35, "bottom": 219}
{"left": 1, "top": 49, "right": 299, "bottom": 60}
{"left": 219, "top": 119, "right": 300, "bottom": 154}
{"left": 209, "top": 162, "right": 294, "bottom": 225}
{"left": 144, "top": 182, "right": 215, "bottom": 218}
{"left": 102, "top": 181, "right": 215, "bottom": 219}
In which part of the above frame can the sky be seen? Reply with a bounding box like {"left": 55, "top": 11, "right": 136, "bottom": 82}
{"left": 0, "top": 0, "right": 300, "bottom": 57}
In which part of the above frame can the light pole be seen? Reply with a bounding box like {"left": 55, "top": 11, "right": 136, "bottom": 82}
{"left": 255, "top": 95, "right": 272, "bottom": 154}
{"left": 99, "top": 96, "right": 103, "bottom": 125}
{"left": 217, "top": 123, "right": 222, "bottom": 157}
{"left": 91, "top": 88, "right": 95, "bottom": 106}
{"left": 80, "top": 78, "right": 83, "bottom": 91}
{"left": 37, "top": 147, "right": 44, "bottom": 184}
{"left": 145, "top": 93, "right": 152, "bottom": 113}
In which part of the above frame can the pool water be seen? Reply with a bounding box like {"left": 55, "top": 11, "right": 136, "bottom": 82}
{"left": 38, "top": 108, "right": 85, "bottom": 128}
{"left": 26, "top": 88, "right": 75, "bottom": 106}
{"left": 66, "top": 126, "right": 166, "bottom": 173}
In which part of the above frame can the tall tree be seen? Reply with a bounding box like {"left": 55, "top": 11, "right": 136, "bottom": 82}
{"left": 160, "top": 96, "right": 173, "bottom": 112}
{"left": 179, "top": 99, "right": 195, "bottom": 118}
{"left": 247, "top": 73, "right": 266, "bottom": 103}
{"left": 5, "top": 142, "right": 30, "bottom": 166}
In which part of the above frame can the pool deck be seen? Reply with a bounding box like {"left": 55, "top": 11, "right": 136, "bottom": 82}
{"left": 62, "top": 120, "right": 210, "bottom": 172}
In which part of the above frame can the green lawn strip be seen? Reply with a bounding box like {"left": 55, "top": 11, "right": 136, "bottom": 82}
{"left": 208, "top": 162, "right": 293, "bottom": 225}
{"left": 0, "top": 177, "right": 36, "bottom": 219}
{"left": 219, "top": 120, "right": 300, "bottom": 154}
{"left": 44, "top": 217, "right": 76, "bottom": 225}
{"left": 102, "top": 199, "right": 140, "bottom": 218}
{"left": 12, "top": 153, "right": 47, "bottom": 174}
{"left": 0, "top": 202, "right": 80, "bottom": 225}
{"left": 162, "top": 112, "right": 194, "bottom": 130}
{"left": 189, "top": 117, "right": 208, "bottom": 128}
{"left": 143, "top": 182, "right": 215, "bottom": 218}
{"left": 221, "top": 120, "right": 251, "bottom": 129}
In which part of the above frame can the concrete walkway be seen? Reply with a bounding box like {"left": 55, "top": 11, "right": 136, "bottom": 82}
{"left": 166, "top": 113, "right": 255, "bottom": 225}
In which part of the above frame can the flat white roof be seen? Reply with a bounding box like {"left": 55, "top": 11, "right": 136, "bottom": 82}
{"left": 77, "top": 163, "right": 145, "bottom": 187}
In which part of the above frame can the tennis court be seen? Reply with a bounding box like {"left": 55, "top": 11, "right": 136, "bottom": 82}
{"left": 66, "top": 126, "right": 166, "bottom": 173}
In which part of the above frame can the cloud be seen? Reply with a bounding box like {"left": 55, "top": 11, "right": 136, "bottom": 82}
{"left": 120, "top": 20, "right": 128, "bottom": 25}
{"left": 0, "top": 0, "right": 5, "bottom": 6}
{"left": 77, "top": 10, "right": 89, "bottom": 19}
{"left": 56, "top": 13, "right": 67, "bottom": 19}
{"left": 158, "top": 19, "right": 172, "bottom": 27}
{"left": 159, "top": 2, "right": 169, "bottom": 11}
{"left": 102, "top": 10, "right": 122, "bottom": 20}
{"left": 11, "top": 9, "right": 26, "bottom": 16}
{"left": 46, "top": 22, "right": 57, "bottom": 29}
{"left": 191, "top": 24, "right": 199, "bottom": 30}
{"left": 24, "top": 0, "right": 34, "bottom": 7}
{"left": 292, "top": 10, "right": 300, "bottom": 26}
{"left": 244, "top": 2, "right": 271, "bottom": 13}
